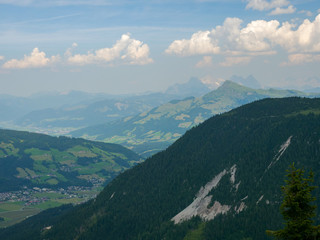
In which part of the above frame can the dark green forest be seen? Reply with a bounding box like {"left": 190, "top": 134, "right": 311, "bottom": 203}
{"left": 1, "top": 97, "right": 320, "bottom": 240}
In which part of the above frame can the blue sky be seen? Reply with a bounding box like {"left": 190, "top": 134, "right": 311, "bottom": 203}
{"left": 0, "top": 0, "right": 319, "bottom": 96}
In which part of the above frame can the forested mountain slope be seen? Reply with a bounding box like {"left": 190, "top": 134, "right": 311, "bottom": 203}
{"left": 2, "top": 97, "right": 320, "bottom": 240}
{"left": 71, "top": 81, "right": 319, "bottom": 157}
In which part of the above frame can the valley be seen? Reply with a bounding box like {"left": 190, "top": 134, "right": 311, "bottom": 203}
{"left": 0, "top": 78, "right": 216, "bottom": 227}
{"left": 1, "top": 81, "right": 319, "bottom": 232}
{"left": 1, "top": 97, "right": 320, "bottom": 240}
{"left": 0, "top": 129, "right": 141, "bottom": 227}
{"left": 71, "top": 81, "right": 320, "bottom": 157}
{"left": 0, "top": 185, "right": 100, "bottom": 228}
{"left": 0, "top": 78, "right": 212, "bottom": 136}
{"left": 2, "top": 1, "right": 320, "bottom": 239}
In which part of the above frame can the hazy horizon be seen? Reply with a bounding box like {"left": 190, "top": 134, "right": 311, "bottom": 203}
{"left": 0, "top": 0, "right": 320, "bottom": 96}
{"left": 1, "top": 75, "right": 318, "bottom": 98}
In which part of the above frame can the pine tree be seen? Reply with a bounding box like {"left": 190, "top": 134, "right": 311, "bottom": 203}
{"left": 267, "top": 164, "right": 320, "bottom": 240}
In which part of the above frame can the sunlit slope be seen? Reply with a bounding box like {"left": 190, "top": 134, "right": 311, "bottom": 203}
{"left": 0, "top": 129, "right": 141, "bottom": 192}
{"left": 4, "top": 97, "right": 320, "bottom": 240}
{"left": 72, "top": 81, "right": 319, "bottom": 157}
{"left": 14, "top": 93, "right": 180, "bottom": 130}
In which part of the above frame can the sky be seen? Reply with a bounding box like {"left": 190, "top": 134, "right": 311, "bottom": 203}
{"left": 0, "top": 0, "right": 320, "bottom": 96}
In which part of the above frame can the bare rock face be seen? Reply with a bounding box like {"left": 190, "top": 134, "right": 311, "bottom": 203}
{"left": 172, "top": 167, "right": 236, "bottom": 224}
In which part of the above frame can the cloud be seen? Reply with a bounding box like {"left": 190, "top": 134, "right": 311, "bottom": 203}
{"left": 166, "top": 17, "right": 278, "bottom": 56}
{"left": 64, "top": 42, "right": 79, "bottom": 58}
{"left": 246, "top": 0, "right": 290, "bottom": 11}
{"left": 2, "top": 48, "right": 60, "bottom": 69}
{"left": 273, "top": 14, "right": 320, "bottom": 53}
{"left": 281, "top": 53, "right": 320, "bottom": 65}
{"left": 165, "top": 31, "right": 220, "bottom": 56}
{"left": 0, "top": 56, "right": 4, "bottom": 61}
{"left": 67, "top": 34, "right": 153, "bottom": 66}
{"left": 2, "top": 34, "right": 152, "bottom": 69}
{"left": 196, "top": 56, "right": 213, "bottom": 68}
{"left": 166, "top": 14, "right": 320, "bottom": 64}
{"left": 299, "top": 10, "right": 313, "bottom": 17}
{"left": 246, "top": 0, "right": 296, "bottom": 15}
{"left": 269, "top": 5, "right": 296, "bottom": 15}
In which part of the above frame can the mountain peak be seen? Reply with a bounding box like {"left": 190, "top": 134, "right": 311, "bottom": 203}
{"left": 165, "top": 77, "right": 210, "bottom": 97}
{"left": 229, "top": 75, "right": 261, "bottom": 89}
{"left": 202, "top": 80, "right": 252, "bottom": 100}
{"left": 220, "top": 80, "right": 244, "bottom": 88}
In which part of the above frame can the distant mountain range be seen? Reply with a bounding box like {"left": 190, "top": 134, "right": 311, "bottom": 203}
{"left": 0, "top": 78, "right": 213, "bottom": 134}
{"left": 3, "top": 75, "right": 315, "bottom": 140}
{"left": 229, "top": 75, "right": 261, "bottom": 89}
{"left": 0, "top": 91, "right": 111, "bottom": 122}
{"left": 14, "top": 93, "right": 181, "bottom": 129}
{"left": 165, "top": 77, "right": 211, "bottom": 97}
{"left": 305, "top": 87, "right": 320, "bottom": 93}
{"left": 2, "top": 97, "right": 320, "bottom": 240}
{"left": 71, "top": 81, "right": 320, "bottom": 157}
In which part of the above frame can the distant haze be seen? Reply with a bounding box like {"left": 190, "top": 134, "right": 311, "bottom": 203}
{"left": 0, "top": 1, "right": 319, "bottom": 96}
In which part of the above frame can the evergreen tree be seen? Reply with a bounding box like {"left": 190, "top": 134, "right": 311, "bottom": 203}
{"left": 267, "top": 164, "right": 320, "bottom": 240}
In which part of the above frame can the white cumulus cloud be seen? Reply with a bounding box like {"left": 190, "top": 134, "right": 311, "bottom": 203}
{"left": 166, "top": 17, "right": 279, "bottom": 57}
{"left": 165, "top": 31, "right": 220, "bottom": 56}
{"left": 166, "top": 14, "right": 320, "bottom": 65}
{"left": 68, "top": 34, "right": 153, "bottom": 66}
{"left": 0, "top": 56, "right": 4, "bottom": 61}
{"left": 273, "top": 14, "right": 320, "bottom": 53}
{"left": 3, "top": 48, "right": 60, "bottom": 69}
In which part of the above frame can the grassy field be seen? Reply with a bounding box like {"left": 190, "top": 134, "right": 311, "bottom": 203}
{"left": 35, "top": 201, "right": 63, "bottom": 210}
{"left": 183, "top": 222, "right": 206, "bottom": 240}
{"left": 0, "top": 207, "right": 41, "bottom": 228}
{"left": 0, "top": 187, "right": 100, "bottom": 228}
{"left": 33, "top": 192, "right": 65, "bottom": 199}
{"left": 0, "top": 202, "right": 23, "bottom": 212}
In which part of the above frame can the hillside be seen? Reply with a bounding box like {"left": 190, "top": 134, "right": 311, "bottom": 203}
{"left": 10, "top": 93, "right": 182, "bottom": 134}
{"left": 0, "top": 129, "right": 141, "bottom": 227}
{"left": 71, "top": 81, "right": 319, "bottom": 157}
{"left": 0, "top": 129, "right": 141, "bottom": 192}
{"left": 2, "top": 97, "right": 320, "bottom": 240}
{"left": 1, "top": 78, "right": 210, "bottom": 136}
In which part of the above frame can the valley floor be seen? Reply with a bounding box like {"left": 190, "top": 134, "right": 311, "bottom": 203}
{"left": 0, "top": 185, "right": 102, "bottom": 228}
